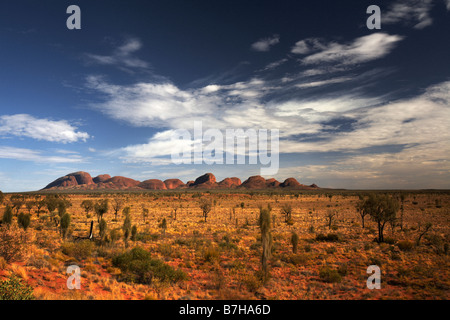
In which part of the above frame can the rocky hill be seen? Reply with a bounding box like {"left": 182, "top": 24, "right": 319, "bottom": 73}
{"left": 42, "top": 171, "right": 319, "bottom": 191}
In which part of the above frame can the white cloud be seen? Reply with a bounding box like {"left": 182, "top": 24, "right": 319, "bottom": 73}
{"left": 0, "top": 146, "right": 85, "bottom": 163}
{"left": 260, "top": 58, "right": 288, "bottom": 71}
{"left": 291, "top": 38, "right": 324, "bottom": 54}
{"left": 85, "top": 37, "right": 149, "bottom": 70}
{"left": 301, "top": 33, "right": 403, "bottom": 66}
{"left": 295, "top": 77, "right": 352, "bottom": 88}
{"left": 280, "top": 81, "right": 450, "bottom": 154}
{"left": 251, "top": 35, "right": 280, "bottom": 52}
{"left": 383, "top": 0, "right": 434, "bottom": 29}
{"left": 0, "top": 114, "right": 90, "bottom": 143}
{"left": 446, "top": 0, "right": 450, "bottom": 10}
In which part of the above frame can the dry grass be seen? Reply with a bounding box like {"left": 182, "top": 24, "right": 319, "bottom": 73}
{"left": 0, "top": 191, "right": 449, "bottom": 300}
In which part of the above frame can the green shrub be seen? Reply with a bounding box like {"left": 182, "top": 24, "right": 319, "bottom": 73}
{"left": 291, "top": 232, "right": 299, "bottom": 253}
{"left": 2, "top": 206, "right": 13, "bottom": 225}
{"left": 17, "top": 212, "right": 31, "bottom": 231}
{"left": 0, "top": 275, "right": 34, "bottom": 300}
{"left": 319, "top": 266, "right": 342, "bottom": 283}
{"left": 61, "top": 240, "right": 95, "bottom": 261}
{"left": 112, "top": 247, "right": 186, "bottom": 284}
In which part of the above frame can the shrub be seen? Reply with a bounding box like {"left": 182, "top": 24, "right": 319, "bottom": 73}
{"left": 0, "top": 225, "right": 28, "bottom": 262}
{"left": 319, "top": 266, "right": 342, "bottom": 283}
{"left": 202, "top": 246, "right": 220, "bottom": 262}
{"left": 2, "top": 206, "right": 13, "bottom": 225}
{"left": 60, "top": 213, "right": 71, "bottom": 239}
{"left": 397, "top": 240, "right": 415, "bottom": 252}
{"left": 61, "top": 240, "right": 95, "bottom": 261}
{"left": 291, "top": 232, "right": 299, "bottom": 253}
{"left": 112, "top": 247, "right": 186, "bottom": 284}
{"left": 0, "top": 275, "right": 34, "bottom": 300}
{"left": 17, "top": 212, "right": 31, "bottom": 231}
{"left": 131, "top": 225, "right": 137, "bottom": 241}
{"left": 316, "top": 233, "right": 340, "bottom": 242}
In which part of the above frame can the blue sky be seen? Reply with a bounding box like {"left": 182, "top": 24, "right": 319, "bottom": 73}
{"left": 0, "top": 0, "right": 449, "bottom": 192}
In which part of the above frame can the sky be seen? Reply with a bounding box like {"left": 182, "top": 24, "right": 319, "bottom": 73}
{"left": 0, "top": 0, "right": 449, "bottom": 192}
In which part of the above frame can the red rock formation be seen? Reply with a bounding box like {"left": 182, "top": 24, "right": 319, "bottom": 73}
{"left": 280, "top": 178, "right": 301, "bottom": 188}
{"left": 240, "top": 175, "right": 267, "bottom": 189}
{"left": 218, "top": 177, "right": 242, "bottom": 188}
{"left": 139, "top": 179, "right": 167, "bottom": 190}
{"left": 42, "top": 171, "right": 319, "bottom": 191}
{"left": 164, "top": 179, "right": 185, "bottom": 189}
{"left": 104, "top": 176, "right": 140, "bottom": 188}
{"left": 191, "top": 173, "right": 218, "bottom": 188}
{"left": 44, "top": 171, "right": 94, "bottom": 189}
{"left": 266, "top": 178, "right": 281, "bottom": 188}
{"left": 93, "top": 174, "right": 111, "bottom": 183}
{"left": 186, "top": 180, "right": 195, "bottom": 187}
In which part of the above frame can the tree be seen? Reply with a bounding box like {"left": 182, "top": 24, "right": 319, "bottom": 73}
{"left": 240, "top": 202, "right": 245, "bottom": 215}
{"left": 281, "top": 203, "right": 293, "bottom": 223}
{"left": 291, "top": 232, "right": 299, "bottom": 254}
{"left": 416, "top": 222, "right": 432, "bottom": 246}
{"left": 35, "top": 199, "right": 46, "bottom": 217}
{"left": 159, "top": 218, "right": 167, "bottom": 237}
{"left": 0, "top": 190, "right": 4, "bottom": 205}
{"left": 112, "top": 198, "right": 124, "bottom": 220}
{"left": 259, "top": 206, "right": 272, "bottom": 284}
{"left": 80, "top": 200, "right": 94, "bottom": 218}
{"left": 122, "top": 212, "right": 132, "bottom": 247}
{"left": 356, "top": 197, "right": 369, "bottom": 228}
{"left": 326, "top": 209, "right": 337, "bottom": 229}
{"left": 57, "top": 200, "right": 67, "bottom": 217}
{"left": 122, "top": 206, "right": 131, "bottom": 218}
{"left": 94, "top": 199, "right": 109, "bottom": 223}
{"left": 45, "top": 196, "right": 59, "bottom": 215}
{"left": 60, "top": 213, "right": 71, "bottom": 239}
{"left": 131, "top": 225, "right": 138, "bottom": 241}
{"left": 98, "top": 218, "right": 108, "bottom": 243}
{"left": 364, "top": 194, "right": 399, "bottom": 243}
{"left": 199, "top": 199, "right": 212, "bottom": 222}
{"left": 142, "top": 206, "right": 149, "bottom": 223}
{"left": 2, "top": 206, "right": 13, "bottom": 226}
{"left": 17, "top": 212, "right": 31, "bottom": 231}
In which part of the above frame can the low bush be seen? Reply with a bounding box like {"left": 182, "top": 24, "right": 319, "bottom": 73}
{"left": 61, "top": 240, "right": 95, "bottom": 261}
{"left": 316, "top": 233, "right": 340, "bottom": 242}
{"left": 0, "top": 275, "right": 34, "bottom": 300}
{"left": 112, "top": 247, "right": 186, "bottom": 284}
{"left": 319, "top": 266, "right": 342, "bottom": 283}
{"left": 397, "top": 240, "right": 415, "bottom": 252}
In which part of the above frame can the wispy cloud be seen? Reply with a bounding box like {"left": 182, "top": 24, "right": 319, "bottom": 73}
{"left": 0, "top": 146, "right": 85, "bottom": 163}
{"left": 251, "top": 35, "right": 280, "bottom": 52}
{"left": 0, "top": 114, "right": 89, "bottom": 143}
{"left": 295, "top": 77, "right": 352, "bottom": 88}
{"left": 296, "top": 33, "right": 403, "bottom": 66}
{"left": 85, "top": 37, "right": 150, "bottom": 71}
{"left": 383, "top": 0, "right": 434, "bottom": 29}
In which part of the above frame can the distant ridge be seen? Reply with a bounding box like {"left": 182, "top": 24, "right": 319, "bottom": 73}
{"left": 41, "top": 171, "right": 320, "bottom": 191}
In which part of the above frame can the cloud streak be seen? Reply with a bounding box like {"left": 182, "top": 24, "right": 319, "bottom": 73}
{"left": 251, "top": 35, "right": 280, "bottom": 52}
{"left": 293, "top": 33, "right": 403, "bottom": 66}
{"left": 85, "top": 37, "right": 150, "bottom": 70}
